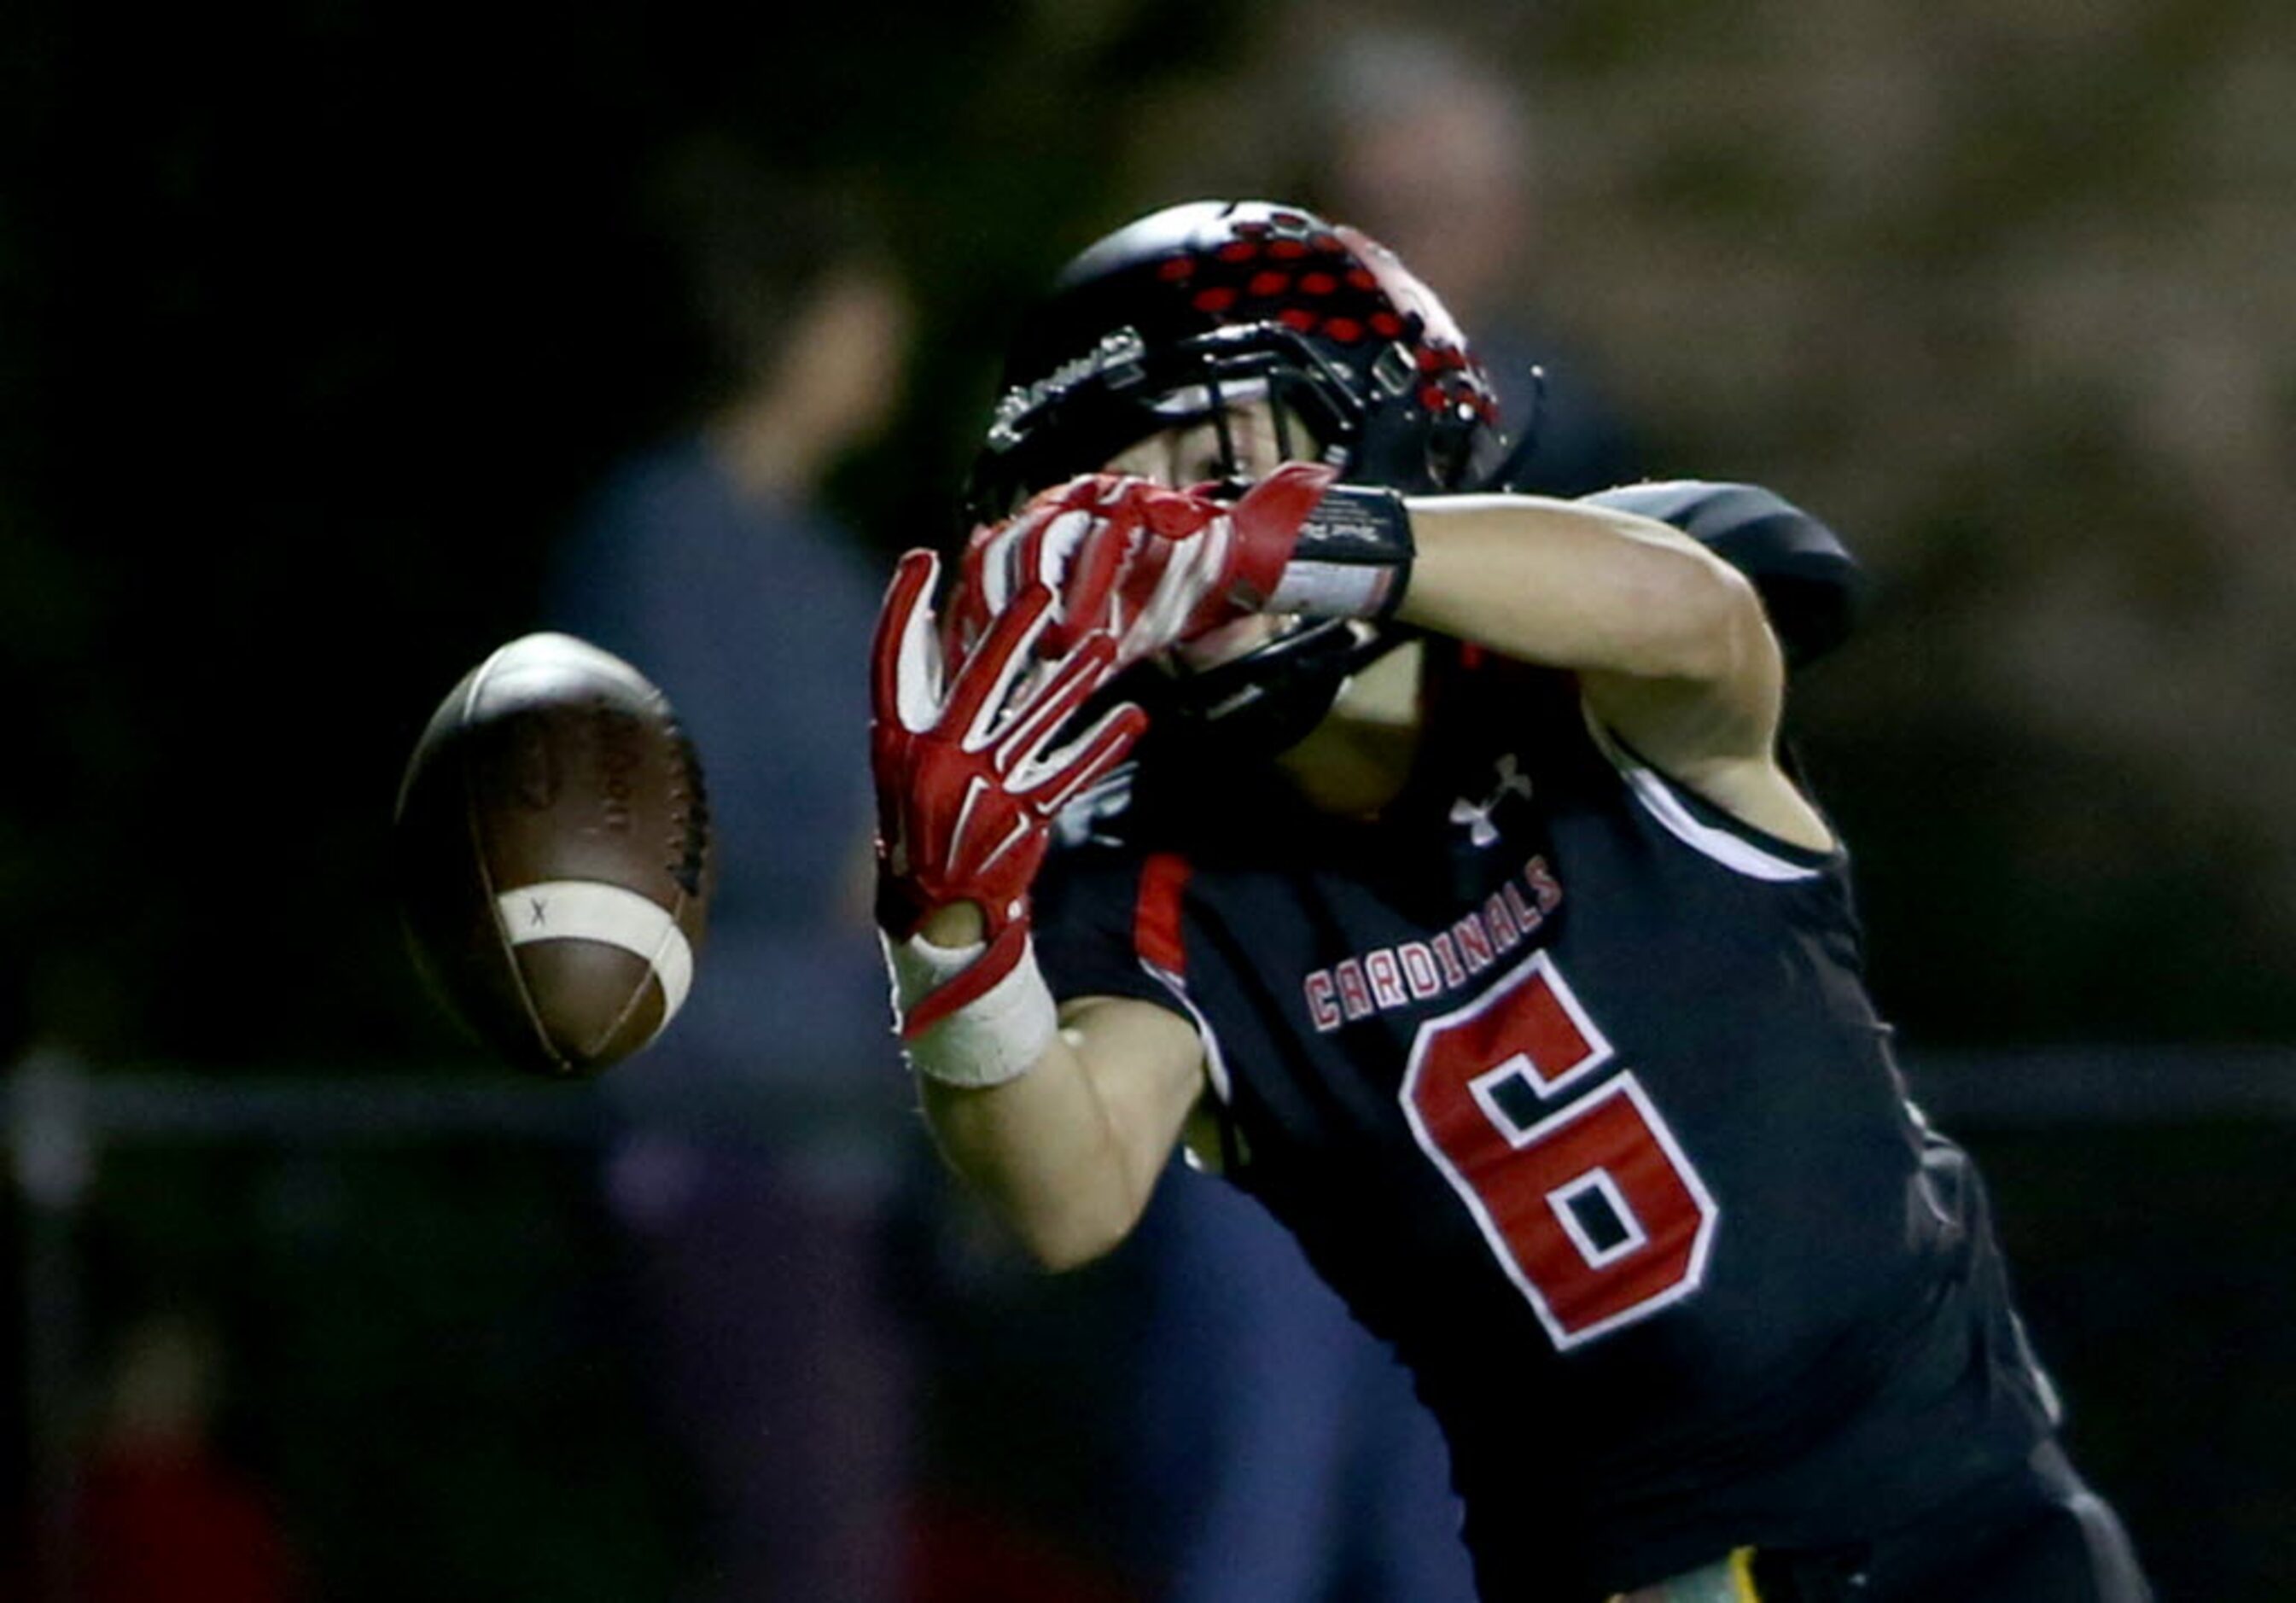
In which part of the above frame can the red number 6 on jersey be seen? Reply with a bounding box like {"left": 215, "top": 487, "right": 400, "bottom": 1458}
{"left": 1400, "top": 952, "right": 1718, "bottom": 1349}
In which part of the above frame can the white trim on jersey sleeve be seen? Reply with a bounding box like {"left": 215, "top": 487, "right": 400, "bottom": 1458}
{"left": 1141, "top": 960, "right": 1232, "bottom": 1106}
{"left": 1580, "top": 708, "right": 1824, "bottom": 883}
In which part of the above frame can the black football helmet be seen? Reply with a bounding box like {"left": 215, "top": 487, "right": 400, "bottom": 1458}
{"left": 967, "top": 200, "right": 1510, "bottom": 760}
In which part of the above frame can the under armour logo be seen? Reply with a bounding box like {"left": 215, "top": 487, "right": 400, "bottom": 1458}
{"left": 1449, "top": 755, "right": 1531, "bottom": 848}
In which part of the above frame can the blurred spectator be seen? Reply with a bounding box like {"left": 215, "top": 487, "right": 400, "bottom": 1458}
{"left": 545, "top": 143, "right": 920, "bottom": 1603}
{"left": 1298, "top": 24, "right": 1642, "bottom": 497}
{"left": 1120, "top": 1168, "right": 1477, "bottom": 1603}
{"left": 77, "top": 1310, "right": 303, "bottom": 1603}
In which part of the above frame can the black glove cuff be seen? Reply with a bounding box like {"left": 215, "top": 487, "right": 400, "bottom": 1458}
{"left": 1267, "top": 483, "right": 1415, "bottom": 620}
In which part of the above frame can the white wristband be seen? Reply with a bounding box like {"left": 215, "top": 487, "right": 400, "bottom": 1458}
{"left": 1266, "top": 559, "right": 1403, "bottom": 619}
{"left": 881, "top": 930, "right": 1059, "bottom": 1088}
{"left": 1265, "top": 482, "right": 1414, "bottom": 619}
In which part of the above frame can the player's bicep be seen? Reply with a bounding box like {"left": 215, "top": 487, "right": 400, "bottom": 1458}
{"left": 1575, "top": 562, "right": 1783, "bottom": 770}
{"left": 1058, "top": 994, "right": 1207, "bottom": 1091}
{"left": 1578, "top": 621, "right": 1837, "bottom": 854}
{"left": 1061, "top": 992, "right": 1215, "bottom": 1184}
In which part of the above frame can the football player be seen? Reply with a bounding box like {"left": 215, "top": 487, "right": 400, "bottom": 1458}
{"left": 869, "top": 201, "right": 2151, "bottom": 1601}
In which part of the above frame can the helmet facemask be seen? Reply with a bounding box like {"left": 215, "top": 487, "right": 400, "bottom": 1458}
{"left": 968, "top": 323, "right": 1365, "bottom": 524}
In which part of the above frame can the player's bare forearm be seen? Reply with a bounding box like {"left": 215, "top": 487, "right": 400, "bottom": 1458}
{"left": 908, "top": 903, "right": 1198, "bottom": 1269}
{"left": 918, "top": 983, "right": 1206, "bottom": 1271}
{"left": 1396, "top": 492, "right": 1792, "bottom": 776}
{"left": 1398, "top": 494, "right": 1772, "bottom": 691}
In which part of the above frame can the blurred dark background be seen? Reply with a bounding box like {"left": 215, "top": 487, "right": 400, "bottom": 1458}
{"left": 3, "top": 0, "right": 2292, "bottom": 1596}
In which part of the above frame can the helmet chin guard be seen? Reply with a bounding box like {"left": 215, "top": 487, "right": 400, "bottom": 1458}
{"left": 1115, "top": 617, "right": 1399, "bottom": 766}
{"left": 970, "top": 201, "right": 1504, "bottom": 758}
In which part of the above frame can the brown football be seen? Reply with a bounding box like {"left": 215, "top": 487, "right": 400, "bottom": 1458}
{"left": 393, "top": 632, "right": 713, "bottom": 1077}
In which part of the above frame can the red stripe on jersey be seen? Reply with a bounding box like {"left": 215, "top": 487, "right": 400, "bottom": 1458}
{"left": 1134, "top": 853, "right": 1192, "bottom": 975}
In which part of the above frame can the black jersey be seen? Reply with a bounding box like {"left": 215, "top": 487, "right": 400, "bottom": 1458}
{"left": 1033, "top": 650, "right": 2060, "bottom": 1600}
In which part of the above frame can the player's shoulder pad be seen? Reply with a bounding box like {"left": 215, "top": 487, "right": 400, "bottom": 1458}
{"left": 1579, "top": 480, "right": 1867, "bottom": 668}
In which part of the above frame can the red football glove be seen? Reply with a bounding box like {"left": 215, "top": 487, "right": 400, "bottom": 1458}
{"left": 946, "top": 474, "right": 1215, "bottom": 658}
{"left": 871, "top": 549, "right": 1146, "bottom": 1036}
{"left": 950, "top": 463, "right": 1344, "bottom": 669}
